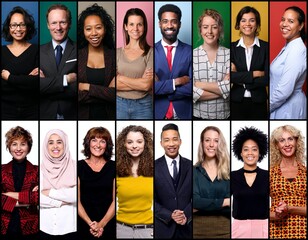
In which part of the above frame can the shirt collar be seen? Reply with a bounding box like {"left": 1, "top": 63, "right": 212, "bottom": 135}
{"left": 161, "top": 39, "right": 179, "bottom": 48}
{"left": 236, "top": 36, "right": 260, "bottom": 48}
{"left": 52, "top": 38, "right": 68, "bottom": 51}
{"left": 165, "top": 154, "right": 180, "bottom": 166}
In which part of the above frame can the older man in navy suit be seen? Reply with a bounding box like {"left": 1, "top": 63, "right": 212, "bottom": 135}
{"left": 154, "top": 123, "right": 192, "bottom": 239}
{"left": 154, "top": 4, "right": 192, "bottom": 119}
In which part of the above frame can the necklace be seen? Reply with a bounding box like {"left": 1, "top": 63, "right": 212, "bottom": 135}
{"left": 243, "top": 167, "right": 258, "bottom": 173}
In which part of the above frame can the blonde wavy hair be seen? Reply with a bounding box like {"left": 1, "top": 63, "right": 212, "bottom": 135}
{"left": 270, "top": 125, "right": 306, "bottom": 167}
{"left": 195, "top": 126, "right": 230, "bottom": 180}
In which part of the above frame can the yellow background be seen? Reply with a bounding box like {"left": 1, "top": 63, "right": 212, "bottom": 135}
{"left": 231, "top": 1, "right": 268, "bottom": 42}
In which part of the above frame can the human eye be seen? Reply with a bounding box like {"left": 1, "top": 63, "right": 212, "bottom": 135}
{"left": 161, "top": 19, "right": 168, "bottom": 24}
{"left": 10, "top": 23, "right": 18, "bottom": 28}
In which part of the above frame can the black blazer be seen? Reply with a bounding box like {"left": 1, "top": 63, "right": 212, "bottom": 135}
{"left": 40, "top": 38, "right": 77, "bottom": 119}
{"left": 230, "top": 39, "right": 268, "bottom": 103}
{"left": 154, "top": 155, "right": 192, "bottom": 239}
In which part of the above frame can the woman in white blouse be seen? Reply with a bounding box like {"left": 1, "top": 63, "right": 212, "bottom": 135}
{"left": 270, "top": 6, "right": 306, "bottom": 119}
{"left": 193, "top": 9, "right": 230, "bottom": 120}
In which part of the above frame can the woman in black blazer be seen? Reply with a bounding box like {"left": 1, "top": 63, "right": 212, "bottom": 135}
{"left": 230, "top": 6, "right": 268, "bottom": 120}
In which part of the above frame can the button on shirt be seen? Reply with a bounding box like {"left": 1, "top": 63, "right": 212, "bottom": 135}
{"left": 165, "top": 155, "right": 180, "bottom": 178}
{"left": 236, "top": 37, "right": 260, "bottom": 97}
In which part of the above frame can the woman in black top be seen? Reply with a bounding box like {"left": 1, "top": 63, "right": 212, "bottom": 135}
{"left": 231, "top": 126, "right": 269, "bottom": 238}
{"left": 1, "top": 6, "right": 39, "bottom": 119}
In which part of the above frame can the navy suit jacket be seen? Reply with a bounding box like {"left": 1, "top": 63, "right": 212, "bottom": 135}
{"left": 230, "top": 39, "right": 268, "bottom": 103}
{"left": 154, "top": 155, "right": 192, "bottom": 239}
{"left": 154, "top": 40, "right": 192, "bottom": 119}
{"left": 40, "top": 38, "right": 77, "bottom": 119}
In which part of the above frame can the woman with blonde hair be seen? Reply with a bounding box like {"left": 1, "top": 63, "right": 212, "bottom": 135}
{"left": 193, "top": 9, "right": 230, "bottom": 120}
{"left": 193, "top": 126, "right": 230, "bottom": 238}
{"left": 269, "top": 125, "right": 306, "bottom": 239}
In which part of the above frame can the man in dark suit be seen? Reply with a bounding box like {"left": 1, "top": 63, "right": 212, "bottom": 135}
{"left": 154, "top": 123, "right": 192, "bottom": 239}
{"left": 40, "top": 4, "right": 77, "bottom": 119}
{"left": 154, "top": 4, "right": 192, "bottom": 119}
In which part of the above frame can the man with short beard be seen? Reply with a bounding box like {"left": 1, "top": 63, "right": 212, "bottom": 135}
{"left": 154, "top": 4, "right": 192, "bottom": 120}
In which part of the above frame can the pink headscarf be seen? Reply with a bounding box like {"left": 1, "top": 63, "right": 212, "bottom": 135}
{"left": 41, "top": 129, "right": 76, "bottom": 190}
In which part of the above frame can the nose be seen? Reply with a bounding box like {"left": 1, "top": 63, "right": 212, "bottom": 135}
{"left": 208, "top": 27, "right": 212, "bottom": 33}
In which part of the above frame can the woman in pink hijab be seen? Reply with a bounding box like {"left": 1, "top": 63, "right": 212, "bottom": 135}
{"left": 39, "top": 129, "right": 77, "bottom": 240}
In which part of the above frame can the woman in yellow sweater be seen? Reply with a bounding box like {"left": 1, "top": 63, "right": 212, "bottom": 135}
{"left": 116, "top": 125, "right": 153, "bottom": 238}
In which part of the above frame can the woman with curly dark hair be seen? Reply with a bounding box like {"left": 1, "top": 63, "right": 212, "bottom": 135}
{"left": 231, "top": 126, "right": 269, "bottom": 238}
{"left": 77, "top": 3, "right": 116, "bottom": 119}
{"left": 1, "top": 5, "right": 39, "bottom": 119}
{"left": 116, "top": 125, "right": 153, "bottom": 238}
{"left": 78, "top": 127, "right": 116, "bottom": 239}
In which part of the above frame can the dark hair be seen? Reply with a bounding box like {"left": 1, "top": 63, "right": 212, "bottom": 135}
{"left": 232, "top": 126, "right": 268, "bottom": 162}
{"left": 82, "top": 127, "right": 114, "bottom": 161}
{"left": 158, "top": 4, "right": 182, "bottom": 22}
{"left": 2, "top": 6, "right": 36, "bottom": 42}
{"left": 116, "top": 125, "right": 153, "bottom": 177}
{"left": 46, "top": 4, "right": 72, "bottom": 25}
{"left": 5, "top": 126, "right": 33, "bottom": 153}
{"left": 161, "top": 123, "right": 180, "bottom": 139}
{"left": 123, "top": 8, "right": 150, "bottom": 56}
{"left": 285, "top": 6, "right": 306, "bottom": 41}
{"left": 78, "top": 3, "right": 115, "bottom": 49}
{"left": 235, "top": 6, "right": 261, "bottom": 36}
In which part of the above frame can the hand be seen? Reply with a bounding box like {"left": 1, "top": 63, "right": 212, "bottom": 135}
{"left": 89, "top": 221, "right": 104, "bottom": 238}
{"left": 67, "top": 73, "right": 77, "bottom": 83}
{"left": 174, "top": 76, "right": 189, "bottom": 86}
{"left": 171, "top": 210, "right": 186, "bottom": 225}
{"left": 253, "top": 70, "right": 265, "bottom": 78}
{"left": 1, "top": 69, "right": 10, "bottom": 80}
{"left": 231, "top": 63, "right": 237, "bottom": 72}
{"left": 2, "top": 191, "right": 19, "bottom": 200}
{"left": 109, "top": 77, "right": 115, "bottom": 87}
{"left": 79, "top": 83, "right": 90, "bottom": 91}
{"left": 275, "top": 201, "right": 288, "bottom": 219}
{"left": 29, "top": 67, "right": 39, "bottom": 76}
{"left": 223, "top": 73, "right": 230, "bottom": 81}
{"left": 40, "top": 69, "right": 45, "bottom": 78}
{"left": 32, "top": 185, "right": 38, "bottom": 192}
{"left": 194, "top": 81, "right": 203, "bottom": 89}
{"left": 155, "top": 74, "right": 159, "bottom": 82}
{"left": 142, "top": 68, "right": 153, "bottom": 80}
{"left": 41, "top": 189, "right": 50, "bottom": 196}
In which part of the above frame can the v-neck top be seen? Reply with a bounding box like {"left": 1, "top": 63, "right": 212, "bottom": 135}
{"left": 231, "top": 167, "right": 269, "bottom": 219}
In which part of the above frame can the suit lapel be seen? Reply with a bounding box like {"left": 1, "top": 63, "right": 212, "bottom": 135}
{"left": 250, "top": 44, "right": 260, "bottom": 70}
{"left": 238, "top": 46, "right": 248, "bottom": 71}
{"left": 58, "top": 39, "right": 74, "bottom": 72}
{"left": 177, "top": 156, "right": 188, "bottom": 192}
{"left": 159, "top": 156, "right": 175, "bottom": 191}
{"left": 156, "top": 41, "right": 171, "bottom": 74}
{"left": 46, "top": 42, "right": 58, "bottom": 71}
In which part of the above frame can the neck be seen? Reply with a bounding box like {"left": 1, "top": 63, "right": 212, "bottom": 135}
{"left": 12, "top": 40, "right": 27, "bottom": 47}
{"left": 203, "top": 157, "right": 217, "bottom": 167}
{"left": 281, "top": 157, "right": 296, "bottom": 167}
{"left": 89, "top": 155, "right": 105, "bottom": 164}
{"left": 127, "top": 39, "right": 140, "bottom": 49}
{"left": 242, "top": 35, "right": 255, "bottom": 47}
{"left": 88, "top": 43, "right": 104, "bottom": 52}
{"left": 163, "top": 37, "right": 177, "bottom": 45}
{"left": 243, "top": 164, "right": 257, "bottom": 171}
{"left": 202, "top": 42, "right": 218, "bottom": 52}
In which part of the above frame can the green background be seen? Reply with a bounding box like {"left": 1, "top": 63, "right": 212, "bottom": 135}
{"left": 40, "top": 1, "right": 77, "bottom": 44}
{"left": 192, "top": 1, "right": 230, "bottom": 49}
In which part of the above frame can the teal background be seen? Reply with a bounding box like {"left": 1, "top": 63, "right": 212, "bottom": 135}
{"left": 192, "top": 1, "right": 230, "bottom": 49}
{"left": 40, "top": 1, "right": 77, "bottom": 44}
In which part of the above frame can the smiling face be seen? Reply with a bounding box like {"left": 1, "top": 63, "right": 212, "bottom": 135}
{"left": 84, "top": 15, "right": 105, "bottom": 48}
{"left": 159, "top": 11, "right": 181, "bottom": 45}
{"left": 239, "top": 12, "right": 257, "bottom": 37}
{"left": 47, "top": 9, "right": 70, "bottom": 44}
{"left": 9, "top": 138, "right": 29, "bottom": 161}
{"left": 125, "top": 131, "right": 145, "bottom": 159}
{"left": 47, "top": 134, "right": 64, "bottom": 158}
{"left": 125, "top": 15, "right": 144, "bottom": 41}
{"left": 89, "top": 137, "right": 106, "bottom": 157}
{"left": 241, "top": 139, "right": 259, "bottom": 168}
{"left": 161, "top": 129, "right": 181, "bottom": 159}
{"left": 9, "top": 13, "right": 27, "bottom": 42}
{"left": 276, "top": 131, "right": 297, "bottom": 158}
{"left": 202, "top": 129, "right": 219, "bottom": 159}
{"left": 200, "top": 15, "right": 220, "bottom": 47}
{"left": 280, "top": 9, "right": 303, "bottom": 43}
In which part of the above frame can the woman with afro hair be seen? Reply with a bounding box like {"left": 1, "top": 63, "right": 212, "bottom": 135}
{"left": 231, "top": 126, "right": 269, "bottom": 238}
{"left": 116, "top": 125, "right": 153, "bottom": 238}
